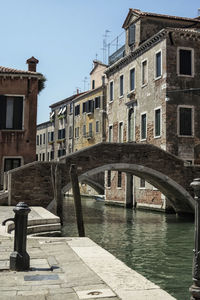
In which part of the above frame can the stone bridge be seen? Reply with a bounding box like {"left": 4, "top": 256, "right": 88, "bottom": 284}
{"left": 5, "top": 142, "right": 200, "bottom": 214}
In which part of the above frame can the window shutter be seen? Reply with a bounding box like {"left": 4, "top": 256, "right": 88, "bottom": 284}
{"left": 0, "top": 95, "right": 6, "bottom": 129}
{"left": 180, "top": 107, "right": 192, "bottom": 135}
{"left": 179, "top": 50, "right": 192, "bottom": 75}
{"left": 13, "top": 97, "right": 23, "bottom": 129}
{"left": 156, "top": 52, "right": 161, "bottom": 77}
{"left": 129, "top": 23, "right": 135, "bottom": 46}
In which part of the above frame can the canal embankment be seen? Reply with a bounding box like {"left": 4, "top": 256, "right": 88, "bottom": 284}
{"left": 0, "top": 234, "right": 175, "bottom": 299}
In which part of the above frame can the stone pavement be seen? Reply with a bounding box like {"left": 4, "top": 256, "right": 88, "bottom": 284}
{"left": 0, "top": 235, "right": 176, "bottom": 300}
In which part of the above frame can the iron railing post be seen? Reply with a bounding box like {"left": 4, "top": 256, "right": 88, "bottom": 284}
{"left": 190, "top": 178, "right": 200, "bottom": 299}
{"left": 10, "top": 202, "right": 31, "bottom": 271}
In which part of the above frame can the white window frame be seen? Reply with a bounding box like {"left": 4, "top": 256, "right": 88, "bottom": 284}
{"left": 154, "top": 106, "right": 162, "bottom": 138}
{"left": 177, "top": 105, "right": 194, "bottom": 137}
{"left": 129, "top": 67, "right": 136, "bottom": 92}
{"left": 140, "top": 112, "right": 147, "bottom": 141}
{"left": 118, "top": 121, "right": 124, "bottom": 143}
{"left": 155, "top": 50, "right": 162, "bottom": 80}
{"left": 177, "top": 47, "right": 194, "bottom": 77}
{"left": 141, "top": 59, "right": 148, "bottom": 87}
{"left": 109, "top": 80, "right": 114, "bottom": 102}
{"left": 119, "top": 74, "right": 124, "bottom": 98}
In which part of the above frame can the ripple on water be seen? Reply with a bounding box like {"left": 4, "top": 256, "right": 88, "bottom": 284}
{"left": 62, "top": 197, "right": 194, "bottom": 300}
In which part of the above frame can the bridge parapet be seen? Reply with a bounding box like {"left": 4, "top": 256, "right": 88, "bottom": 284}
{"left": 6, "top": 142, "right": 200, "bottom": 214}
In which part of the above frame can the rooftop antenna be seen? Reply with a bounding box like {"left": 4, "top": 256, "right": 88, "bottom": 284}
{"left": 82, "top": 77, "right": 88, "bottom": 91}
{"left": 101, "top": 30, "right": 110, "bottom": 64}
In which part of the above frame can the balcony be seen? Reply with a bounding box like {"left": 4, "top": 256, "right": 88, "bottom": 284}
{"left": 86, "top": 132, "right": 93, "bottom": 140}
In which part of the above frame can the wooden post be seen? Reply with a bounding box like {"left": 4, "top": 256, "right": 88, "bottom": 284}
{"left": 69, "top": 164, "right": 85, "bottom": 237}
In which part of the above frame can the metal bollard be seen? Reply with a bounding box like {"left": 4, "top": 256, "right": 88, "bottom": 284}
{"left": 190, "top": 179, "right": 200, "bottom": 299}
{"left": 2, "top": 202, "right": 31, "bottom": 271}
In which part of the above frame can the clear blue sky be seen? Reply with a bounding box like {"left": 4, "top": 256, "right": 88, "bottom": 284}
{"left": 1, "top": 0, "right": 199, "bottom": 124}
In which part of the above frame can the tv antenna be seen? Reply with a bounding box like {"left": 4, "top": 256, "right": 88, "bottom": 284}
{"left": 101, "top": 30, "right": 110, "bottom": 64}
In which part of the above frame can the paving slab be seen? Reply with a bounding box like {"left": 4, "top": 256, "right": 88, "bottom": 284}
{"left": 0, "top": 235, "right": 176, "bottom": 299}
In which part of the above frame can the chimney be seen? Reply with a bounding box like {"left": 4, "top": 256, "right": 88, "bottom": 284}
{"left": 26, "top": 56, "right": 39, "bottom": 72}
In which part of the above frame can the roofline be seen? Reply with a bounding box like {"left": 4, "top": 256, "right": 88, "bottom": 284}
{"left": 105, "top": 27, "right": 200, "bottom": 76}
{"left": 123, "top": 8, "right": 200, "bottom": 29}
{"left": 37, "top": 120, "right": 52, "bottom": 128}
{"left": 0, "top": 73, "right": 43, "bottom": 79}
{"left": 73, "top": 86, "right": 104, "bottom": 103}
{"left": 49, "top": 92, "right": 86, "bottom": 109}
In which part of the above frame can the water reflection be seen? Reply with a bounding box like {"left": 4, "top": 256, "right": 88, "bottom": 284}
{"left": 62, "top": 197, "right": 194, "bottom": 300}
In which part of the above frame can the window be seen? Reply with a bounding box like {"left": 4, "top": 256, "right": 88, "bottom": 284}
{"left": 36, "top": 135, "right": 39, "bottom": 145}
{"left": 83, "top": 125, "right": 86, "bottom": 136}
{"left": 117, "top": 171, "right": 122, "bottom": 188}
{"left": 4, "top": 158, "right": 21, "bottom": 172}
{"left": 178, "top": 48, "right": 193, "bottom": 76}
{"left": 75, "top": 105, "right": 80, "bottom": 116}
{"left": 96, "top": 121, "right": 99, "bottom": 133}
{"left": 69, "top": 126, "right": 73, "bottom": 139}
{"left": 58, "top": 128, "right": 65, "bottom": 140}
{"left": 109, "top": 125, "right": 113, "bottom": 142}
{"left": 109, "top": 81, "right": 114, "bottom": 102}
{"left": 92, "top": 80, "right": 95, "bottom": 89}
{"left": 40, "top": 134, "right": 42, "bottom": 145}
{"left": 82, "top": 102, "right": 86, "bottom": 113}
{"left": 50, "top": 151, "right": 54, "bottom": 160}
{"left": 155, "top": 108, "right": 161, "bottom": 137}
{"left": 58, "top": 149, "right": 66, "bottom": 157}
{"left": 141, "top": 113, "right": 147, "bottom": 140}
{"left": 119, "top": 75, "right": 124, "bottom": 97}
{"left": 0, "top": 96, "right": 23, "bottom": 130}
{"left": 118, "top": 122, "right": 123, "bottom": 143}
{"left": 179, "top": 107, "right": 193, "bottom": 136}
{"left": 48, "top": 131, "right": 54, "bottom": 142}
{"left": 95, "top": 97, "right": 101, "bottom": 109}
{"left": 130, "top": 68, "right": 135, "bottom": 91}
{"left": 142, "top": 60, "right": 147, "bottom": 86}
{"left": 128, "top": 23, "right": 135, "bottom": 46}
{"left": 128, "top": 109, "right": 134, "bottom": 142}
{"left": 36, "top": 154, "right": 38, "bottom": 161}
{"left": 43, "top": 133, "right": 45, "bottom": 144}
{"left": 42, "top": 153, "right": 45, "bottom": 161}
{"left": 107, "top": 170, "right": 111, "bottom": 187}
{"left": 69, "top": 103, "right": 73, "bottom": 114}
{"left": 47, "top": 152, "right": 49, "bottom": 161}
{"left": 75, "top": 127, "right": 79, "bottom": 138}
{"left": 87, "top": 100, "right": 94, "bottom": 114}
{"left": 155, "top": 51, "right": 162, "bottom": 78}
{"left": 140, "top": 178, "right": 145, "bottom": 189}
{"left": 89, "top": 123, "right": 93, "bottom": 135}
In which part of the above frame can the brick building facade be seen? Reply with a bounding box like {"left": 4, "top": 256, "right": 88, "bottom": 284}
{"left": 0, "top": 57, "right": 43, "bottom": 188}
{"left": 104, "top": 9, "right": 200, "bottom": 212}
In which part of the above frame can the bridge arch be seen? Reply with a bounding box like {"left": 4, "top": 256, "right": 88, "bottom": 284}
{"left": 62, "top": 163, "right": 194, "bottom": 213}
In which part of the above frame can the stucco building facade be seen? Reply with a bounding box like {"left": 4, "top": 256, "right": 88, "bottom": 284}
{"left": 0, "top": 57, "right": 43, "bottom": 188}
{"left": 104, "top": 9, "right": 200, "bottom": 212}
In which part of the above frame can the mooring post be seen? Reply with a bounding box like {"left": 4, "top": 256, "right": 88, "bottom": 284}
{"left": 190, "top": 178, "right": 200, "bottom": 299}
{"left": 69, "top": 164, "right": 85, "bottom": 237}
{"left": 2, "top": 202, "right": 31, "bottom": 271}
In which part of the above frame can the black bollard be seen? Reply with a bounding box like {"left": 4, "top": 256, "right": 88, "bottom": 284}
{"left": 190, "top": 179, "right": 200, "bottom": 299}
{"left": 7, "top": 202, "right": 31, "bottom": 271}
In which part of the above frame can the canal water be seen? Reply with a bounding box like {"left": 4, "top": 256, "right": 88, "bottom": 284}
{"left": 61, "top": 197, "right": 194, "bottom": 300}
